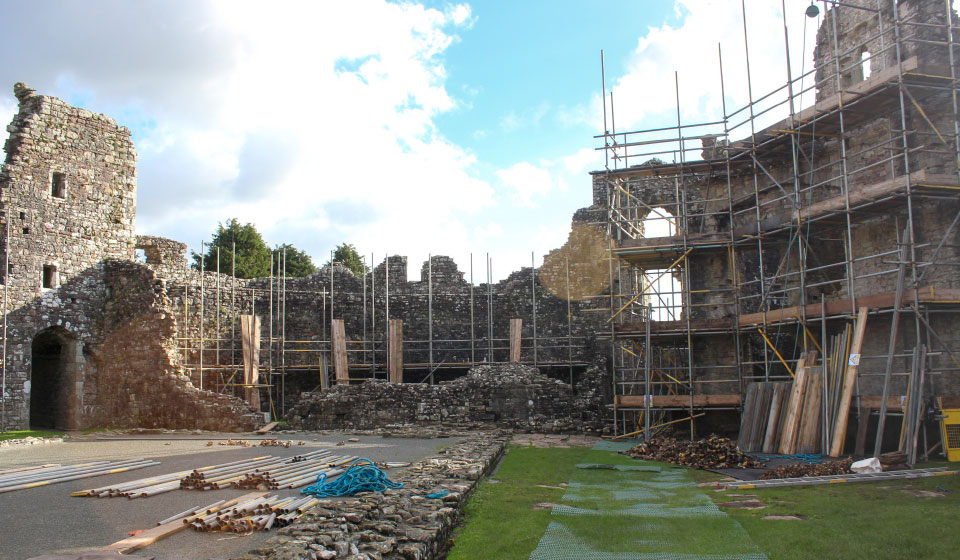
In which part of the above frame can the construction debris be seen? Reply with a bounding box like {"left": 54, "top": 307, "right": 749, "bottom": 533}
{"left": 879, "top": 451, "right": 908, "bottom": 470}
{"left": 0, "top": 436, "right": 65, "bottom": 449}
{"left": 759, "top": 458, "right": 853, "bottom": 480}
{"left": 256, "top": 421, "right": 280, "bottom": 434}
{"left": 619, "top": 436, "right": 765, "bottom": 469}
{"left": 212, "top": 439, "right": 304, "bottom": 448}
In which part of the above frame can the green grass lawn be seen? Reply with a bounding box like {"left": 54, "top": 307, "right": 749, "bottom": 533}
{"left": 449, "top": 446, "right": 616, "bottom": 559}
{"left": 0, "top": 429, "right": 64, "bottom": 441}
{"left": 703, "top": 466, "right": 960, "bottom": 560}
{"left": 450, "top": 444, "right": 960, "bottom": 560}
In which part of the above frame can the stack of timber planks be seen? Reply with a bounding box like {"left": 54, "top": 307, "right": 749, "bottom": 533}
{"left": 738, "top": 352, "right": 825, "bottom": 454}
{"left": 737, "top": 307, "right": 870, "bottom": 457}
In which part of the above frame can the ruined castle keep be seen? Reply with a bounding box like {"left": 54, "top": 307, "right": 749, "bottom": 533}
{"left": 0, "top": 83, "right": 263, "bottom": 431}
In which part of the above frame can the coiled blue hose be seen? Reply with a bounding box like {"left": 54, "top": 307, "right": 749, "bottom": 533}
{"left": 301, "top": 457, "right": 404, "bottom": 498}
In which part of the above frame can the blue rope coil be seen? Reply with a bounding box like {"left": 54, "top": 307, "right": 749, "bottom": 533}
{"left": 301, "top": 457, "right": 404, "bottom": 498}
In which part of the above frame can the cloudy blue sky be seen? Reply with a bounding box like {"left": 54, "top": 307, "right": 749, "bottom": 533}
{"left": 0, "top": 0, "right": 821, "bottom": 280}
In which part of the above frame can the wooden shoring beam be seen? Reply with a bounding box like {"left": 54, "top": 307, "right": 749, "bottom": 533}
{"left": 389, "top": 319, "right": 404, "bottom": 383}
{"left": 509, "top": 318, "right": 522, "bottom": 362}
{"left": 332, "top": 319, "right": 348, "bottom": 385}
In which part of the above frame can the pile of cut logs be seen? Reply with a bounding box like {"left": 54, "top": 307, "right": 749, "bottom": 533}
{"left": 620, "top": 436, "right": 766, "bottom": 469}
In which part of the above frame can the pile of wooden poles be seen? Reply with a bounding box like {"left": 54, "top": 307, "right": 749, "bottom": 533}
{"left": 188, "top": 495, "right": 322, "bottom": 533}
{"left": 74, "top": 449, "right": 353, "bottom": 498}
{"left": 74, "top": 455, "right": 280, "bottom": 498}
{"left": 234, "top": 459, "right": 353, "bottom": 491}
{"left": 0, "top": 459, "right": 160, "bottom": 494}
{"left": 180, "top": 450, "right": 353, "bottom": 491}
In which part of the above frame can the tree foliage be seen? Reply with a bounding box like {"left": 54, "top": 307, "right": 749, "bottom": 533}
{"left": 328, "top": 243, "right": 368, "bottom": 277}
{"left": 191, "top": 219, "right": 316, "bottom": 278}
{"left": 277, "top": 243, "right": 317, "bottom": 278}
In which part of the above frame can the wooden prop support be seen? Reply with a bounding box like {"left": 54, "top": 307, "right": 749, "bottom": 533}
{"left": 389, "top": 319, "right": 403, "bottom": 383}
{"left": 332, "top": 319, "right": 348, "bottom": 385}
{"left": 509, "top": 318, "right": 522, "bottom": 362}
{"left": 240, "top": 314, "right": 261, "bottom": 410}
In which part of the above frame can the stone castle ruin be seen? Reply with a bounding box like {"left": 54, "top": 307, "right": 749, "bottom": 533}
{"left": 0, "top": 81, "right": 614, "bottom": 432}
{"left": 2, "top": 0, "right": 960, "bottom": 458}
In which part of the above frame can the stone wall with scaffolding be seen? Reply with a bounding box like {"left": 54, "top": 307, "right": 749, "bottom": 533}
{"left": 597, "top": 0, "right": 960, "bottom": 458}
{"left": 0, "top": 82, "right": 617, "bottom": 432}
{"left": 142, "top": 227, "right": 612, "bottom": 421}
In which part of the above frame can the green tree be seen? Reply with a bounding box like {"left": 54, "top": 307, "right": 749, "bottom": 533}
{"left": 193, "top": 219, "right": 319, "bottom": 279}
{"left": 276, "top": 243, "right": 317, "bottom": 278}
{"left": 328, "top": 243, "right": 369, "bottom": 277}
{"left": 191, "top": 218, "right": 272, "bottom": 278}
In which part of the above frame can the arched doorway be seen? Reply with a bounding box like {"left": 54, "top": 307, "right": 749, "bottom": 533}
{"left": 30, "top": 327, "right": 80, "bottom": 430}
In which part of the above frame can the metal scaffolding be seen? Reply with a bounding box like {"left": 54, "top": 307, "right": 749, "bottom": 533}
{"left": 599, "top": 0, "right": 960, "bottom": 460}
{"left": 174, "top": 250, "right": 591, "bottom": 421}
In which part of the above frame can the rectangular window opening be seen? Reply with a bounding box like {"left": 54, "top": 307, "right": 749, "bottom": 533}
{"left": 42, "top": 264, "right": 58, "bottom": 289}
{"left": 51, "top": 172, "right": 66, "bottom": 199}
{"left": 861, "top": 51, "right": 872, "bottom": 80}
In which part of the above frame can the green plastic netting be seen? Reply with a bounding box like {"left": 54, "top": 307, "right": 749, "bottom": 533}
{"left": 527, "top": 442, "right": 768, "bottom": 559}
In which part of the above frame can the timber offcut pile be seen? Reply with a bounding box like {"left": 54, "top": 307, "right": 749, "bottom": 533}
{"left": 759, "top": 457, "right": 853, "bottom": 480}
{"left": 620, "top": 436, "right": 766, "bottom": 469}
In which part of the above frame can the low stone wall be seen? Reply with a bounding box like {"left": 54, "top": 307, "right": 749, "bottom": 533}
{"left": 242, "top": 430, "right": 510, "bottom": 560}
{"left": 287, "top": 364, "right": 607, "bottom": 435}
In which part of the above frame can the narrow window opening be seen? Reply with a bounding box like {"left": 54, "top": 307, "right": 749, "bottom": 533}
{"left": 18, "top": 212, "right": 25, "bottom": 220}
{"left": 643, "top": 208, "right": 683, "bottom": 321}
{"left": 51, "top": 172, "right": 66, "bottom": 199}
{"left": 42, "top": 264, "right": 58, "bottom": 289}
{"left": 861, "top": 51, "right": 872, "bottom": 80}
{"left": 22, "top": 227, "right": 29, "bottom": 235}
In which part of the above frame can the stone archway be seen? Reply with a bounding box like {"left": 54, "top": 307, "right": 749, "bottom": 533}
{"left": 29, "top": 326, "right": 81, "bottom": 430}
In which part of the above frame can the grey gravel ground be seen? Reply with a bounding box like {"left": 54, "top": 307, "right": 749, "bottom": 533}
{"left": 0, "top": 431, "right": 463, "bottom": 560}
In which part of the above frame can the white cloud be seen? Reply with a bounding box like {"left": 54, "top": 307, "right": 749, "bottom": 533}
{"left": 573, "top": 0, "right": 820, "bottom": 158}
{"left": 562, "top": 147, "right": 601, "bottom": 175}
{"left": 474, "top": 221, "right": 504, "bottom": 241}
{"left": 0, "top": 1, "right": 502, "bottom": 274}
{"left": 0, "top": 0, "right": 830, "bottom": 281}
{"left": 496, "top": 161, "right": 558, "bottom": 207}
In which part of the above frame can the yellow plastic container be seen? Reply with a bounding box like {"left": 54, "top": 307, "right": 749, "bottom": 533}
{"left": 941, "top": 405, "right": 960, "bottom": 462}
